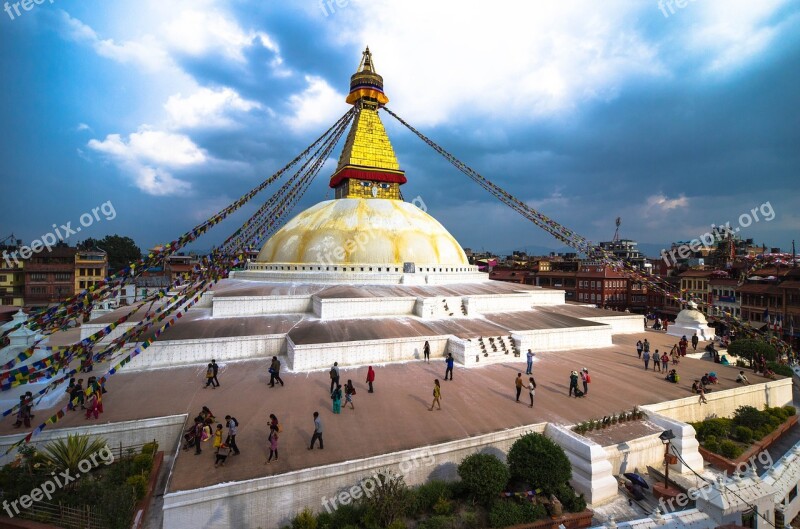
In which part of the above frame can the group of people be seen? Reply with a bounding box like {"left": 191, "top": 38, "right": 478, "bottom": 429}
{"left": 645, "top": 315, "right": 669, "bottom": 332}
{"left": 12, "top": 392, "right": 34, "bottom": 428}
{"left": 204, "top": 359, "right": 220, "bottom": 388}
{"left": 568, "top": 369, "right": 590, "bottom": 397}
{"left": 64, "top": 375, "right": 106, "bottom": 419}
{"left": 327, "top": 362, "right": 372, "bottom": 413}
{"left": 184, "top": 406, "right": 241, "bottom": 467}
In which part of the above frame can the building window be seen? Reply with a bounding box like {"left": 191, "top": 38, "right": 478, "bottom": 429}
{"left": 30, "top": 273, "right": 47, "bottom": 282}
{"left": 31, "top": 286, "right": 47, "bottom": 294}
{"left": 80, "top": 281, "right": 86, "bottom": 289}
{"left": 54, "top": 273, "right": 71, "bottom": 281}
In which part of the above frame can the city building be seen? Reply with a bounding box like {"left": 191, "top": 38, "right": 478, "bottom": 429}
{"left": 709, "top": 278, "right": 741, "bottom": 319}
{"left": 74, "top": 249, "right": 108, "bottom": 292}
{"left": 23, "top": 246, "right": 77, "bottom": 307}
{"left": 0, "top": 243, "right": 24, "bottom": 307}
{"left": 678, "top": 269, "right": 715, "bottom": 312}
{"left": 575, "top": 261, "right": 629, "bottom": 308}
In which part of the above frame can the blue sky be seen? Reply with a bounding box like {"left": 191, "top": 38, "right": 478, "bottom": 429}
{"left": 1, "top": 0, "right": 798, "bottom": 257}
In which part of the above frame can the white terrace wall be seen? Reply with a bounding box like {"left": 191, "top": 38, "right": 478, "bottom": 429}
{"left": 288, "top": 335, "right": 450, "bottom": 371}
{"left": 641, "top": 378, "right": 793, "bottom": 423}
{"left": 0, "top": 414, "right": 187, "bottom": 467}
{"left": 313, "top": 296, "right": 417, "bottom": 319}
{"left": 162, "top": 423, "right": 546, "bottom": 529}
{"left": 81, "top": 321, "right": 137, "bottom": 343}
{"left": 124, "top": 335, "right": 285, "bottom": 371}
{"left": 515, "top": 325, "right": 612, "bottom": 353}
{"left": 212, "top": 295, "right": 312, "bottom": 317}
{"left": 579, "top": 314, "right": 643, "bottom": 334}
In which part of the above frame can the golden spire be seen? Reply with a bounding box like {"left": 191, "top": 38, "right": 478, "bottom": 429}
{"left": 345, "top": 46, "right": 390, "bottom": 106}
{"left": 331, "top": 48, "right": 405, "bottom": 199}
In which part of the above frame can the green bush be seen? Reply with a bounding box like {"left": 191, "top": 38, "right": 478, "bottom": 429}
{"left": 459, "top": 509, "right": 480, "bottom": 529}
{"left": 704, "top": 440, "right": 720, "bottom": 453}
{"left": 696, "top": 418, "right": 733, "bottom": 440}
{"left": 316, "top": 512, "right": 334, "bottom": 529}
{"left": 131, "top": 453, "right": 153, "bottom": 476}
{"left": 358, "top": 471, "right": 411, "bottom": 528}
{"left": 766, "top": 406, "right": 789, "bottom": 422}
{"left": 417, "top": 515, "right": 456, "bottom": 529}
{"left": 733, "top": 406, "right": 771, "bottom": 431}
{"left": 457, "top": 453, "right": 510, "bottom": 506}
{"left": 140, "top": 441, "right": 158, "bottom": 456}
{"left": 719, "top": 440, "right": 744, "bottom": 460}
{"left": 728, "top": 339, "right": 778, "bottom": 366}
{"left": 768, "top": 362, "right": 794, "bottom": 377}
{"left": 432, "top": 496, "right": 454, "bottom": 516}
{"left": 330, "top": 503, "right": 365, "bottom": 527}
{"left": 386, "top": 520, "right": 408, "bottom": 529}
{"left": 410, "top": 480, "right": 452, "bottom": 515}
{"left": 555, "top": 483, "right": 587, "bottom": 513}
{"left": 507, "top": 433, "right": 571, "bottom": 494}
{"left": 99, "top": 484, "right": 137, "bottom": 529}
{"left": 784, "top": 406, "right": 797, "bottom": 416}
{"left": 488, "top": 499, "right": 543, "bottom": 528}
{"left": 734, "top": 426, "right": 753, "bottom": 444}
{"left": 291, "top": 508, "right": 318, "bottom": 529}
{"left": 126, "top": 474, "right": 148, "bottom": 501}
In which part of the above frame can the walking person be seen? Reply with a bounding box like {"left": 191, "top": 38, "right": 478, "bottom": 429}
{"left": 698, "top": 385, "right": 707, "bottom": 404}
{"left": 643, "top": 350, "right": 651, "bottom": 370}
{"left": 329, "top": 362, "right": 340, "bottom": 393}
{"left": 429, "top": 379, "right": 442, "bottom": 411}
{"left": 580, "top": 368, "right": 590, "bottom": 395}
{"left": 225, "top": 415, "right": 240, "bottom": 455}
{"left": 204, "top": 363, "right": 216, "bottom": 388}
{"left": 444, "top": 354, "right": 454, "bottom": 381}
{"left": 691, "top": 333, "right": 699, "bottom": 351}
{"left": 344, "top": 379, "right": 356, "bottom": 410}
{"left": 13, "top": 395, "right": 31, "bottom": 428}
{"left": 193, "top": 418, "right": 203, "bottom": 455}
{"left": 266, "top": 430, "right": 279, "bottom": 464}
{"left": 636, "top": 340, "right": 643, "bottom": 359}
{"left": 69, "top": 379, "right": 85, "bottom": 411}
{"left": 515, "top": 373, "right": 523, "bottom": 402}
{"left": 211, "top": 359, "right": 220, "bottom": 387}
{"left": 568, "top": 371, "right": 579, "bottom": 397}
{"left": 653, "top": 349, "right": 662, "bottom": 372}
{"left": 308, "top": 412, "right": 323, "bottom": 450}
{"left": 643, "top": 339, "right": 650, "bottom": 355}
{"left": 331, "top": 384, "right": 343, "bottom": 414}
{"left": 526, "top": 349, "right": 535, "bottom": 374}
{"left": 661, "top": 351, "right": 669, "bottom": 372}
{"left": 84, "top": 391, "right": 99, "bottom": 420}
{"left": 366, "top": 365, "right": 375, "bottom": 393}
{"left": 269, "top": 356, "right": 284, "bottom": 387}
{"left": 528, "top": 376, "right": 537, "bottom": 408}
{"left": 423, "top": 341, "right": 430, "bottom": 363}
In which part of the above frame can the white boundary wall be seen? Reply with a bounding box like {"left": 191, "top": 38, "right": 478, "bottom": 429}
{"left": 163, "top": 423, "right": 546, "bottom": 529}
{"left": 313, "top": 296, "right": 417, "bottom": 319}
{"left": 288, "top": 335, "right": 449, "bottom": 371}
{"left": 579, "top": 314, "right": 643, "bottom": 334}
{"left": 641, "top": 378, "right": 793, "bottom": 423}
{"left": 515, "top": 325, "right": 612, "bottom": 353}
{"left": 0, "top": 414, "right": 187, "bottom": 467}
{"left": 212, "top": 295, "right": 312, "bottom": 317}
{"left": 124, "top": 335, "right": 285, "bottom": 371}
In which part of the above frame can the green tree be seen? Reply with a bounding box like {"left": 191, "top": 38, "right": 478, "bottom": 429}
{"left": 358, "top": 470, "right": 411, "bottom": 528}
{"left": 457, "top": 453, "right": 509, "bottom": 506}
{"left": 728, "top": 338, "right": 778, "bottom": 366}
{"left": 507, "top": 433, "right": 572, "bottom": 494}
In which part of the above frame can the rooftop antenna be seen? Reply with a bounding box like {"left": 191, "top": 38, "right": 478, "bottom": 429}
{"left": 612, "top": 217, "right": 621, "bottom": 242}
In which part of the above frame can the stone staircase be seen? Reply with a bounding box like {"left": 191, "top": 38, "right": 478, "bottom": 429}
{"left": 474, "top": 335, "right": 519, "bottom": 363}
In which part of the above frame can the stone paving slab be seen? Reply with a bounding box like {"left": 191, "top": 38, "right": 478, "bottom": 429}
{"left": 0, "top": 330, "right": 781, "bottom": 493}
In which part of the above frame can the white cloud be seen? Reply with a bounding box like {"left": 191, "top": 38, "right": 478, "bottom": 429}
{"left": 646, "top": 194, "right": 689, "bottom": 211}
{"left": 165, "top": 87, "right": 261, "bottom": 129}
{"left": 60, "top": 11, "right": 172, "bottom": 72}
{"left": 163, "top": 9, "right": 279, "bottom": 63}
{"left": 88, "top": 128, "right": 206, "bottom": 195}
{"left": 284, "top": 76, "right": 348, "bottom": 132}
{"left": 76, "top": 123, "right": 92, "bottom": 132}
{"left": 331, "top": 1, "right": 664, "bottom": 125}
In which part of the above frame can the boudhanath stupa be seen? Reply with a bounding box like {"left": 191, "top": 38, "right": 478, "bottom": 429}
{"left": 93, "top": 47, "right": 643, "bottom": 374}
